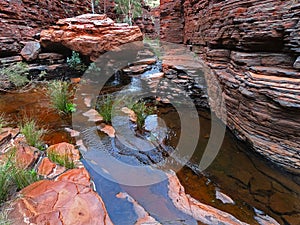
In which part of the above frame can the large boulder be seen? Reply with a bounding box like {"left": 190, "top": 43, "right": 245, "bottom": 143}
{"left": 20, "top": 41, "right": 41, "bottom": 61}
{"left": 40, "top": 14, "right": 143, "bottom": 61}
{"left": 9, "top": 168, "right": 113, "bottom": 225}
{"left": 0, "top": 0, "right": 91, "bottom": 57}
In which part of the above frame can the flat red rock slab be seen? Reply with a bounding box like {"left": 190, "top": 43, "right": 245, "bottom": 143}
{"left": 9, "top": 168, "right": 113, "bottom": 225}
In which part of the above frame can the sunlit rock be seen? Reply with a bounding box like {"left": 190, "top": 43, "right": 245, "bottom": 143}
{"left": 9, "top": 168, "right": 113, "bottom": 225}
{"left": 40, "top": 14, "right": 143, "bottom": 61}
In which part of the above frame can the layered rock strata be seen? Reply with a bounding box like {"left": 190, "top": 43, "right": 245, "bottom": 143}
{"left": 160, "top": 0, "right": 300, "bottom": 173}
{"left": 0, "top": 0, "right": 91, "bottom": 57}
{"left": 40, "top": 14, "right": 143, "bottom": 61}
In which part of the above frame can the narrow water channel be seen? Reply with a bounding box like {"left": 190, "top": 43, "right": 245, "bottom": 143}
{"left": 0, "top": 48, "right": 299, "bottom": 224}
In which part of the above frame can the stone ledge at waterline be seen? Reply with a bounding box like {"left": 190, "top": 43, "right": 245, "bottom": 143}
{"left": 40, "top": 14, "right": 144, "bottom": 61}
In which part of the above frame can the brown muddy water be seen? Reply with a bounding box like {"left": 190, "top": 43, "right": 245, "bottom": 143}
{"left": 0, "top": 82, "right": 299, "bottom": 225}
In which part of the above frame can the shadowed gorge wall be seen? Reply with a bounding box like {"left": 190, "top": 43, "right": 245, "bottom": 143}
{"left": 160, "top": 0, "right": 300, "bottom": 173}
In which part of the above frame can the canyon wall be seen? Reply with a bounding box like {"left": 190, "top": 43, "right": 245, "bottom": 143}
{"left": 160, "top": 0, "right": 300, "bottom": 173}
{"left": 0, "top": 0, "right": 92, "bottom": 57}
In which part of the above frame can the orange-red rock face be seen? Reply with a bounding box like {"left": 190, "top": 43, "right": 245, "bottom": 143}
{"left": 40, "top": 14, "right": 143, "bottom": 61}
{"left": 160, "top": 0, "right": 300, "bottom": 173}
{"left": 0, "top": 0, "right": 92, "bottom": 57}
{"left": 9, "top": 168, "right": 113, "bottom": 225}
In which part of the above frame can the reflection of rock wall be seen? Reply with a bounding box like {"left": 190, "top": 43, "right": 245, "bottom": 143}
{"left": 160, "top": 0, "right": 300, "bottom": 174}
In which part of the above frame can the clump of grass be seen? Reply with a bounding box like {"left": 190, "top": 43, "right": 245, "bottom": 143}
{"left": 96, "top": 95, "right": 114, "bottom": 123}
{"left": 47, "top": 80, "right": 76, "bottom": 115}
{"left": 11, "top": 168, "right": 39, "bottom": 190}
{"left": 20, "top": 119, "right": 45, "bottom": 150}
{"left": 47, "top": 151, "right": 75, "bottom": 169}
{"left": 0, "top": 62, "right": 29, "bottom": 87}
{"left": 0, "top": 148, "right": 40, "bottom": 203}
{"left": 130, "top": 101, "right": 155, "bottom": 131}
{"left": 0, "top": 165, "right": 13, "bottom": 204}
{"left": 67, "top": 51, "right": 87, "bottom": 71}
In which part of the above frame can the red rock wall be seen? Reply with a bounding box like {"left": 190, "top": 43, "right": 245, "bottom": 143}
{"left": 161, "top": 0, "right": 300, "bottom": 173}
{"left": 160, "top": 0, "right": 184, "bottom": 43}
{"left": 0, "top": 0, "right": 93, "bottom": 57}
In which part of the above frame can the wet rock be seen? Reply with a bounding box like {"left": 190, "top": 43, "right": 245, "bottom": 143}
{"left": 47, "top": 142, "right": 80, "bottom": 162}
{"left": 123, "top": 64, "right": 150, "bottom": 74}
{"left": 20, "top": 41, "right": 41, "bottom": 61}
{"left": 121, "top": 107, "right": 137, "bottom": 122}
{"left": 40, "top": 14, "right": 143, "bottom": 61}
{"left": 9, "top": 168, "right": 113, "bottom": 225}
{"left": 215, "top": 190, "right": 235, "bottom": 205}
{"left": 84, "top": 96, "right": 92, "bottom": 107}
{"left": 97, "top": 124, "right": 116, "bottom": 138}
{"left": 269, "top": 192, "right": 300, "bottom": 214}
{"left": 65, "top": 128, "right": 80, "bottom": 137}
{"left": 83, "top": 109, "right": 103, "bottom": 122}
{"left": 282, "top": 214, "right": 300, "bottom": 225}
{"left": 116, "top": 192, "right": 161, "bottom": 225}
{"left": 167, "top": 171, "right": 248, "bottom": 225}
{"left": 132, "top": 58, "right": 157, "bottom": 66}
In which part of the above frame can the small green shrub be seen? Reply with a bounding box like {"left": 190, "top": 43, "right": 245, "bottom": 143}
{"left": 47, "top": 80, "right": 76, "bottom": 115}
{"left": 0, "top": 62, "right": 29, "bottom": 87}
{"left": 20, "top": 119, "right": 45, "bottom": 150}
{"left": 88, "top": 62, "right": 101, "bottom": 73}
{"left": 130, "top": 101, "right": 155, "bottom": 131}
{"left": 96, "top": 95, "right": 114, "bottom": 123}
{"left": 67, "top": 51, "right": 86, "bottom": 71}
{"left": 47, "top": 151, "right": 75, "bottom": 169}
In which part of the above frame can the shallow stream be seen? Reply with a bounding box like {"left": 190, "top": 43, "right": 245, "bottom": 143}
{"left": 0, "top": 42, "right": 299, "bottom": 225}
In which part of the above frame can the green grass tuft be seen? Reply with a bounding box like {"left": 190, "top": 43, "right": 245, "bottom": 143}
{"left": 96, "top": 95, "right": 114, "bottom": 123}
{"left": 130, "top": 101, "right": 155, "bottom": 131}
{"left": 47, "top": 80, "right": 76, "bottom": 115}
{"left": 0, "top": 148, "right": 40, "bottom": 203}
{"left": 20, "top": 119, "right": 45, "bottom": 150}
{"left": 11, "top": 168, "right": 39, "bottom": 190}
{"left": 47, "top": 151, "right": 75, "bottom": 169}
{"left": 0, "top": 62, "right": 29, "bottom": 87}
